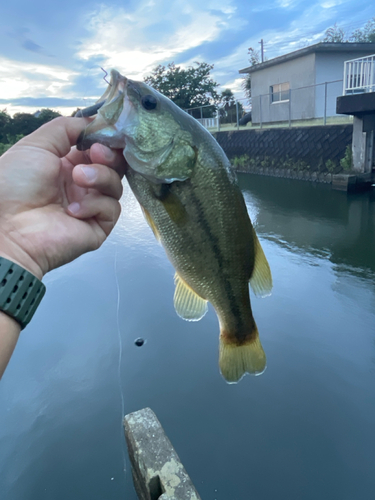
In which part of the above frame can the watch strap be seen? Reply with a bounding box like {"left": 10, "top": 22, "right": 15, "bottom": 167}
{"left": 0, "top": 257, "right": 46, "bottom": 330}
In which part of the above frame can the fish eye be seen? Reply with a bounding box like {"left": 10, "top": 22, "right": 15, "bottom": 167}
{"left": 141, "top": 94, "right": 158, "bottom": 111}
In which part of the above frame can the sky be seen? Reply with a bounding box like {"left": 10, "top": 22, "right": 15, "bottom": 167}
{"left": 0, "top": 0, "right": 374, "bottom": 116}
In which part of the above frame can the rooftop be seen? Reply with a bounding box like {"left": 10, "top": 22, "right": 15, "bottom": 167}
{"left": 239, "top": 42, "right": 375, "bottom": 74}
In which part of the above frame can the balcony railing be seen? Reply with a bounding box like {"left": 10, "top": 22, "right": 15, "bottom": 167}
{"left": 343, "top": 54, "right": 375, "bottom": 95}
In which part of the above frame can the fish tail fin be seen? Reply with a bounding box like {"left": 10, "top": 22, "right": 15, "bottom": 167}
{"left": 219, "top": 326, "right": 266, "bottom": 383}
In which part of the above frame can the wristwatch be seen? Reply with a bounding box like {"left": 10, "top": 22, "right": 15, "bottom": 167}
{"left": 0, "top": 257, "right": 46, "bottom": 330}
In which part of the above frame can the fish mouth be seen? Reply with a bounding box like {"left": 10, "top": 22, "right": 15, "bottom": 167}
{"left": 76, "top": 70, "right": 128, "bottom": 151}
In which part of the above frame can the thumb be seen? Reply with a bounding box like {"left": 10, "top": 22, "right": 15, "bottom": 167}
{"left": 19, "top": 116, "right": 91, "bottom": 159}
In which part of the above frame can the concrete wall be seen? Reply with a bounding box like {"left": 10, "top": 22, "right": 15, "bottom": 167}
{"left": 314, "top": 51, "right": 374, "bottom": 118}
{"left": 251, "top": 53, "right": 316, "bottom": 124}
{"left": 214, "top": 124, "right": 353, "bottom": 171}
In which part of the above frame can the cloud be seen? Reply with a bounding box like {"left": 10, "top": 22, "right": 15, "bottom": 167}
{"left": 21, "top": 39, "right": 44, "bottom": 53}
{"left": 75, "top": 2, "right": 226, "bottom": 79}
{"left": 0, "top": 56, "right": 78, "bottom": 102}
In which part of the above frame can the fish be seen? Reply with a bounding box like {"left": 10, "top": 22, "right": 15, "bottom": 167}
{"left": 76, "top": 69, "right": 272, "bottom": 383}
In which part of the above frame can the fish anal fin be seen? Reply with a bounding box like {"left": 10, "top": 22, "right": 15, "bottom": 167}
{"left": 219, "top": 327, "right": 266, "bottom": 383}
{"left": 141, "top": 206, "right": 160, "bottom": 241}
{"left": 249, "top": 229, "right": 273, "bottom": 298}
{"left": 174, "top": 273, "right": 208, "bottom": 321}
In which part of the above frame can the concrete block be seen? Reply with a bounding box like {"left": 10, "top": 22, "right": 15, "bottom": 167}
{"left": 332, "top": 174, "right": 357, "bottom": 191}
{"left": 124, "top": 408, "right": 201, "bottom": 500}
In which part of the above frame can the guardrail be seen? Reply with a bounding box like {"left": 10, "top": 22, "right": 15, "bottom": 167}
{"left": 343, "top": 54, "right": 375, "bottom": 95}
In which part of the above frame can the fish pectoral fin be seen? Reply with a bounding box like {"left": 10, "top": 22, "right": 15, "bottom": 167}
{"left": 173, "top": 273, "right": 208, "bottom": 321}
{"left": 219, "top": 329, "right": 266, "bottom": 383}
{"left": 154, "top": 184, "right": 188, "bottom": 226}
{"left": 141, "top": 206, "right": 160, "bottom": 241}
{"left": 249, "top": 229, "right": 273, "bottom": 298}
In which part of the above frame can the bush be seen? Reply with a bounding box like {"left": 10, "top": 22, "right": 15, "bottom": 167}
{"left": 340, "top": 145, "right": 352, "bottom": 171}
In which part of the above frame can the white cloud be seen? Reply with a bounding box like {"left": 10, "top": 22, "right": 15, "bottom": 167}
{"left": 0, "top": 56, "right": 78, "bottom": 100}
{"left": 76, "top": 2, "right": 223, "bottom": 80}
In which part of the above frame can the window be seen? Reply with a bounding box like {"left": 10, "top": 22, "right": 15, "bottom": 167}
{"left": 271, "top": 82, "right": 290, "bottom": 103}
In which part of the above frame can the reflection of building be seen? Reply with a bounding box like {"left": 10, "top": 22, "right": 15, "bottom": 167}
{"left": 337, "top": 54, "right": 375, "bottom": 173}
{"left": 239, "top": 43, "right": 375, "bottom": 126}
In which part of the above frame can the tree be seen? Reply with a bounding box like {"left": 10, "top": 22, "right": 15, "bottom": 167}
{"left": 0, "top": 110, "right": 11, "bottom": 143}
{"left": 9, "top": 113, "right": 40, "bottom": 137}
{"left": 144, "top": 62, "right": 220, "bottom": 118}
{"left": 219, "top": 89, "right": 244, "bottom": 124}
{"left": 242, "top": 47, "right": 261, "bottom": 103}
{"left": 322, "top": 17, "right": 375, "bottom": 43}
{"left": 37, "top": 108, "right": 61, "bottom": 125}
{"left": 349, "top": 17, "right": 375, "bottom": 42}
{"left": 323, "top": 23, "right": 345, "bottom": 42}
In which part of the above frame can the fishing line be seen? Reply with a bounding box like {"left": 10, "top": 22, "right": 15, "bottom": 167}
{"left": 114, "top": 245, "right": 127, "bottom": 475}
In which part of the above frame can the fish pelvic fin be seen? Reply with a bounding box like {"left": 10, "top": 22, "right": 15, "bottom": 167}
{"left": 141, "top": 206, "right": 160, "bottom": 241}
{"left": 174, "top": 273, "right": 208, "bottom": 321}
{"left": 219, "top": 327, "right": 266, "bottom": 383}
{"left": 249, "top": 229, "right": 273, "bottom": 298}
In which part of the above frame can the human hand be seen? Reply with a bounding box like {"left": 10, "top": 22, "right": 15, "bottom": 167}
{"left": 0, "top": 117, "right": 127, "bottom": 280}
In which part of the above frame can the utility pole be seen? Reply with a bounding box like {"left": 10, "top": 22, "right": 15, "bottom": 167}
{"left": 259, "top": 39, "right": 264, "bottom": 63}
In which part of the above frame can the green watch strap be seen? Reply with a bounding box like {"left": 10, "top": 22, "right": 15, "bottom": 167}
{"left": 0, "top": 257, "right": 46, "bottom": 330}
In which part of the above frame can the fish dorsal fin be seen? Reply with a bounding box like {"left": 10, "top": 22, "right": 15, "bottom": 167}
{"left": 174, "top": 273, "right": 208, "bottom": 321}
{"left": 249, "top": 229, "right": 273, "bottom": 298}
{"left": 141, "top": 206, "right": 160, "bottom": 241}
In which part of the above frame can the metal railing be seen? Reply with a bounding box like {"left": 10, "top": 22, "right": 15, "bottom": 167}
{"left": 343, "top": 54, "right": 375, "bottom": 95}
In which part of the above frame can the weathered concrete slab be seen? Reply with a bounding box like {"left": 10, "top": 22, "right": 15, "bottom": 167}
{"left": 332, "top": 174, "right": 357, "bottom": 191}
{"left": 124, "top": 408, "right": 201, "bottom": 500}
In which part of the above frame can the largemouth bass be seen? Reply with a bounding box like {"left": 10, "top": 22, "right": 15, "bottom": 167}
{"left": 77, "top": 70, "right": 272, "bottom": 383}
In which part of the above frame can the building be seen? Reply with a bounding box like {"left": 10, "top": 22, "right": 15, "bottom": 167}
{"left": 239, "top": 42, "right": 375, "bottom": 125}
{"left": 337, "top": 53, "right": 375, "bottom": 174}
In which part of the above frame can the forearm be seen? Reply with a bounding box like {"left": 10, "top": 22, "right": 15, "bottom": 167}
{"left": 0, "top": 312, "right": 21, "bottom": 379}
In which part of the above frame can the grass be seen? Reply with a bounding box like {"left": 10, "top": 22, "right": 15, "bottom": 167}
{"left": 208, "top": 115, "right": 353, "bottom": 133}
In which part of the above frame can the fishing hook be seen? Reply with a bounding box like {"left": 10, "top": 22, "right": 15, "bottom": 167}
{"left": 101, "top": 67, "right": 112, "bottom": 86}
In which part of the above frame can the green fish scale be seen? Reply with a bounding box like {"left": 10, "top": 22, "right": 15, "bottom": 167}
{"left": 126, "top": 145, "right": 257, "bottom": 341}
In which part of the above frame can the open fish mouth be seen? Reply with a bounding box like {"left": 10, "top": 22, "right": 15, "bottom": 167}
{"left": 75, "top": 70, "right": 126, "bottom": 117}
{"left": 76, "top": 70, "right": 128, "bottom": 151}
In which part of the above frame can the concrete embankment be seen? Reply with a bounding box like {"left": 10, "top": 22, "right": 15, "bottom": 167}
{"left": 213, "top": 124, "right": 353, "bottom": 173}
{"left": 213, "top": 124, "right": 375, "bottom": 190}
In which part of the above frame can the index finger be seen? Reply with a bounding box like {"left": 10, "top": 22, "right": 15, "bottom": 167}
{"left": 19, "top": 116, "right": 91, "bottom": 159}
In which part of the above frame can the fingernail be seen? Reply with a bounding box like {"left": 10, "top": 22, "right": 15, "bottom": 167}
{"left": 98, "top": 144, "right": 116, "bottom": 162}
{"left": 80, "top": 165, "right": 97, "bottom": 182}
{"left": 68, "top": 202, "right": 80, "bottom": 215}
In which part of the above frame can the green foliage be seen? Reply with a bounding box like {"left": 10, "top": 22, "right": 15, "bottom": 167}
{"left": 349, "top": 17, "right": 375, "bottom": 42}
{"left": 232, "top": 155, "right": 250, "bottom": 168}
{"left": 242, "top": 47, "right": 260, "bottom": 103}
{"left": 219, "top": 89, "right": 244, "bottom": 124}
{"left": 0, "top": 108, "right": 61, "bottom": 156}
{"left": 323, "top": 24, "right": 345, "bottom": 42}
{"left": 322, "top": 17, "right": 375, "bottom": 43}
{"left": 37, "top": 108, "right": 61, "bottom": 124}
{"left": 340, "top": 145, "right": 353, "bottom": 171}
{"left": 0, "top": 134, "right": 24, "bottom": 156}
{"left": 232, "top": 155, "right": 311, "bottom": 172}
{"left": 144, "top": 62, "right": 220, "bottom": 117}
{"left": 0, "top": 110, "right": 11, "bottom": 143}
{"left": 325, "top": 159, "right": 337, "bottom": 173}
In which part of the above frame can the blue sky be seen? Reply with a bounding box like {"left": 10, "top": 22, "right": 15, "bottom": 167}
{"left": 0, "top": 0, "right": 374, "bottom": 115}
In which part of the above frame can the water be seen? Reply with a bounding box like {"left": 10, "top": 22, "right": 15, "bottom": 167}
{"left": 1, "top": 174, "right": 374, "bottom": 500}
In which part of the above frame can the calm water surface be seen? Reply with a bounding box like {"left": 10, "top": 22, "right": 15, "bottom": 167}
{"left": 1, "top": 174, "right": 374, "bottom": 500}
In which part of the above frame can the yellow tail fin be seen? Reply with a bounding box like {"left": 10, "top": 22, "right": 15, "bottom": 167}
{"left": 219, "top": 333, "right": 266, "bottom": 383}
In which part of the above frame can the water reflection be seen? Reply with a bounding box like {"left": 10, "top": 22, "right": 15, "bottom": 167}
{"left": 0, "top": 174, "right": 374, "bottom": 500}
{"left": 240, "top": 173, "right": 375, "bottom": 274}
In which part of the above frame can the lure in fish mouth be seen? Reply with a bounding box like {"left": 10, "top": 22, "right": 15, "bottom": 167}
{"left": 76, "top": 69, "right": 273, "bottom": 383}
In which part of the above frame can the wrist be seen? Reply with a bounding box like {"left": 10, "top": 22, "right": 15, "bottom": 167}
{"left": 0, "top": 231, "right": 44, "bottom": 281}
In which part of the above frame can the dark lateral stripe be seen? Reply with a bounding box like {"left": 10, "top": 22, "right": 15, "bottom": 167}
{"left": 188, "top": 185, "right": 243, "bottom": 331}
